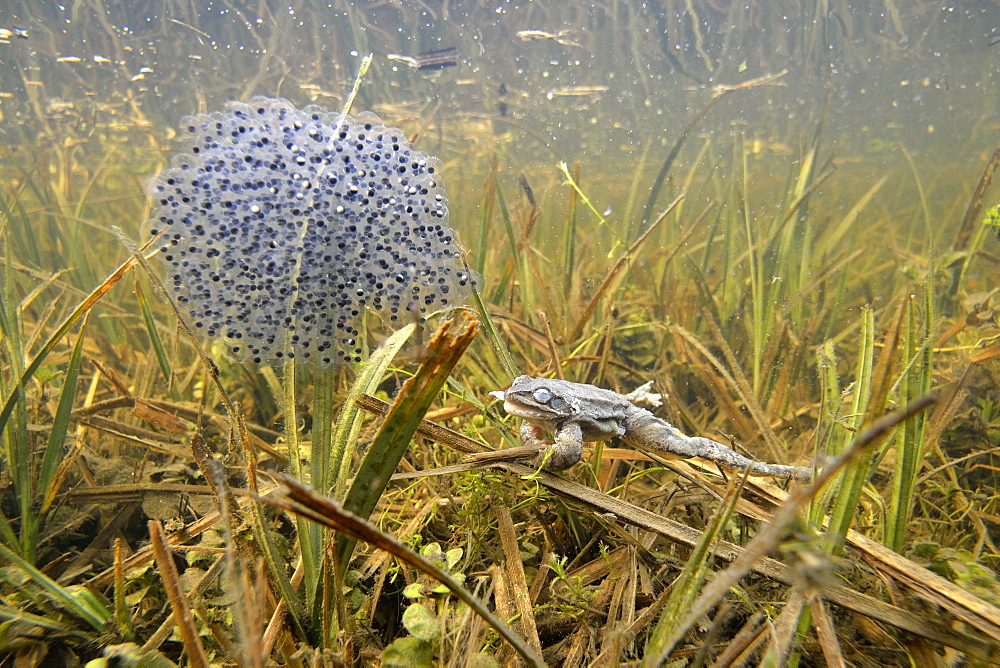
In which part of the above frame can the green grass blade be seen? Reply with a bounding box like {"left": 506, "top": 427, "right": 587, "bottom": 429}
{"left": 645, "top": 478, "right": 745, "bottom": 663}
{"left": 887, "top": 303, "right": 918, "bottom": 552}
{"left": 824, "top": 307, "right": 875, "bottom": 555}
{"left": 474, "top": 176, "right": 493, "bottom": 279}
{"left": 0, "top": 244, "right": 31, "bottom": 555}
{"left": 0, "top": 184, "right": 42, "bottom": 268}
{"left": 297, "top": 325, "right": 415, "bottom": 622}
{"left": 310, "top": 367, "right": 336, "bottom": 498}
{"left": 493, "top": 174, "right": 520, "bottom": 268}
{"left": 331, "top": 323, "right": 416, "bottom": 501}
{"left": 305, "top": 365, "right": 334, "bottom": 627}
{"left": 135, "top": 279, "right": 181, "bottom": 402}
{"left": 558, "top": 161, "right": 625, "bottom": 254}
{"left": 0, "top": 542, "right": 110, "bottom": 631}
{"left": 736, "top": 137, "right": 770, "bottom": 396}
{"left": 240, "top": 443, "right": 307, "bottom": 636}
{"left": 0, "top": 254, "right": 138, "bottom": 438}
{"left": 467, "top": 289, "right": 518, "bottom": 381}
{"left": 562, "top": 162, "right": 580, "bottom": 299}
{"left": 810, "top": 340, "right": 842, "bottom": 526}
{"left": 37, "top": 314, "right": 88, "bottom": 515}
{"left": 280, "top": 359, "right": 318, "bottom": 618}
{"left": 886, "top": 291, "right": 933, "bottom": 552}
{"left": 0, "top": 506, "right": 17, "bottom": 548}
{"left": 336, "top": 315, "right": 477, "bottom": 571}
{"left": 0, "top": 604, "right": 93, "bottom": 636}
{"left": 817, "top": 175, "right": 887, "bottom": 256}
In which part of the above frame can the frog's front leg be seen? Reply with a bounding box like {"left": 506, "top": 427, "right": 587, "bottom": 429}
{"left": 523, "top": 421, "right": 583, "bottom": 471}
{"left": 519, "top": 421, "right": 548, "bottom": 449}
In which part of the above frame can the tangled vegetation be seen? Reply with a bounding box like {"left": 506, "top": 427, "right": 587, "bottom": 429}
{"left": 2, "top": 1, "right": 1000, "bottom": 665}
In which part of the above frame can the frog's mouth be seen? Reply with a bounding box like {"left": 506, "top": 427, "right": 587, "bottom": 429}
{"left": 489, "top": 390, "right": 542, "bottom": 418}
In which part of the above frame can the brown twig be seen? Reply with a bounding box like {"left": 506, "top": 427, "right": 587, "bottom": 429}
{"left": 146, "top": 520, "right": 209, "bottom": 667}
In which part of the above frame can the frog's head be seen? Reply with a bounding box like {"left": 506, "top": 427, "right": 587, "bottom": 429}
{"left": 490, "top": 375, "right": 574, "bottom": 420}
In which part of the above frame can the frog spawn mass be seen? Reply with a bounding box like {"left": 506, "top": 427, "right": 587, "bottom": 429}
{"left": 145, "top": 96, "right": 474, "bottom": 367}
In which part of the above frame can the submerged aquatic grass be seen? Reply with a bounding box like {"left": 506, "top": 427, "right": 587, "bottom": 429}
{"left": 4, "top": 117, "right": 999, "bottom": 663}
{"left": 2, "top": 1, "right": 1000, "bottom": 664}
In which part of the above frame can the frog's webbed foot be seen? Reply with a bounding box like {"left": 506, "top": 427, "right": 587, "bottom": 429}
{"left": 530, "top": 422, "right": 583, "bottom": 471}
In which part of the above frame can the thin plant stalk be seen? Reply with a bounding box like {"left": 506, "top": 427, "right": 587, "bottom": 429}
{"left": 306, "top": 365, "right": 335, "bottom": 626}
{"left": 474, "top": 171, "right": 494, "bottom": 280}
{"left": 493, "top": 174, "right": 529, "bottom": 310}
{"left": 235, "top": 412, "right": 307, "bottom": 636}
{"left": 148, "top": 521, "right": 209, "bottom": 668}
{"left": 562, "top": 161, "right": 580, "bottom": 304}
{"left": 282, "top": 359, "right": 318, "bottom": 612}
{"left": 739, "top": 135, "right": 766, "bottom": 395}
{"left": 467, "top": 288, "right": 519, "bottom": 381}
{"left": 136, "top": 278, "right": 181, "bottom": 402}
{"left": 567, "top": 195, "right": 683, "bottom": 342}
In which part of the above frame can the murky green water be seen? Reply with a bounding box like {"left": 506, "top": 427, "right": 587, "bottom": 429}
{"left": 2, "top": 1, "right": 999, "bottom": 327}
{"left": 4, "top": 6, "right": 1000, "bottom": 662}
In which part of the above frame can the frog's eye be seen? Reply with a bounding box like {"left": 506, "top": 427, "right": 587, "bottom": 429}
{"left": 532, "top": 388, "right": 552, "bottom": 403}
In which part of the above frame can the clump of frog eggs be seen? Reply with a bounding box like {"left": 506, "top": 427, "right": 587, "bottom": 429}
{"left": 145, "top": 96, "right": 474, "bottom": 367}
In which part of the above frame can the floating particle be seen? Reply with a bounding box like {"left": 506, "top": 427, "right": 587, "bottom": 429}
{"left": 145, "top": 96, "right": 475, "bottom": 367}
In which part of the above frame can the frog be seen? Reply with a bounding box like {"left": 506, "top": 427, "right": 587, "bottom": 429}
{"left": 491, "top": 375, "right": 811, "bottom": 480}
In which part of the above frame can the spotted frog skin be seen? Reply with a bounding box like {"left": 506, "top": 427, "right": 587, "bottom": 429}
{"left": 491, "top": 375, "right": 811, "bottom": 480}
